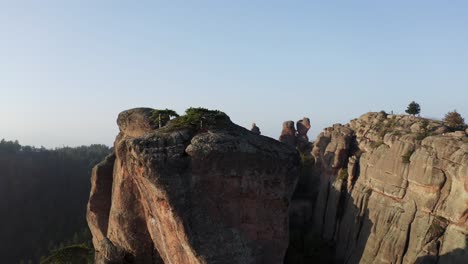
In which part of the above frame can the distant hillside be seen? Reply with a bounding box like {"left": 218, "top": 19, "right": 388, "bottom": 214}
{"left": 0, "top": 140, "right": 110, "bottom": 264}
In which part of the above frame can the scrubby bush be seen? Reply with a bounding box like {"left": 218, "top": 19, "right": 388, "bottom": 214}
{"left": 168, "top": 107, "right": 230, "bottom": 130}
{"left": 151, "top": 109, "right": 179, "bottom": 127}
{"left": 337, "top": 168, "right": 348, "bottom": 181}
{"left": 443, "top": 110, "right": 465, "bottom": 131}
{"left": 40, "top": 244, "right": 93, "bottom": 264}
{"left": 370, "top": 141, "right": 383, "bottom": 149}
{"left": 416, "top": 132, "right": 427, "bottom": 140}
{"left": 402, "top": 149, "right": 414, "bottom": 163}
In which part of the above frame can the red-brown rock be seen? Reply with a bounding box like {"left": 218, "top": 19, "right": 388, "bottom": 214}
{"left": 87, "top": 108, "right": 300, "bottom": 264}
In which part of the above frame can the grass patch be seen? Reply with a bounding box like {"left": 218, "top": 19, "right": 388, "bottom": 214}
{"left": 421, "top": 119, "right": 429, "bottom": 129}
{"left": 40, "top": 244, "right": 94, "bottom": 264}
{"left": 370, "top": 141, "right": 383, "bottom": 148}
{"left": 401, "top": 149, "right": 415, "bottom": 163}
{"left": 416, "top": 132, "right": 428, "bottom": 140}
{"left": 379, "top": 128, "right": 388, "bottom": 137}
{"left": 337, "top": 168, "right": 348, "bottom": 181}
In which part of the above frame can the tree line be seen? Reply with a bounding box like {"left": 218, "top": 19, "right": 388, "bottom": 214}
{"left": 0, "top": 140, "right": 110, "bottom": 263}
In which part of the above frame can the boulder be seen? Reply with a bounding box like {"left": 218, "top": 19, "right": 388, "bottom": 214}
{"left": 116, "top": 108, "right": 157, "bottom": 138}
{"left": 250, "top": 123, "right": 261, "bottom": 135}
{"left": 279, "top": 121, "right": 297, "bottom": 147}
{"left": 296, "top": 118, "right": 311, "bottom": 137}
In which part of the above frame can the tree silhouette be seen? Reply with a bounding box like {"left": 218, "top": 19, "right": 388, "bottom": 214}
{"left": 405, "top": 101, "right": 421, "bottom": 116}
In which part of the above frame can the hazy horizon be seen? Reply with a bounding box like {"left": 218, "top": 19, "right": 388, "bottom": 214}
{"left": 1, "top": 1, "right": 467, "bottom": 148}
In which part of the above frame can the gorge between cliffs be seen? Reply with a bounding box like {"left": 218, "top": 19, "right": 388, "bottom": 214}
{"left": 87, "top": 108, "right": 467, "bottom": 264}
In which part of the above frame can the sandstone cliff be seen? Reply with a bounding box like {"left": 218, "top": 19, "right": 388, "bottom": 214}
{"left": 288, "top": 112, "right": 468, "bottom": 264}
{"left": 87, "top": 108, "right": 300, "bottom": 264}
{"left": 88, "top": 109, "right": 467, "bottom": 264}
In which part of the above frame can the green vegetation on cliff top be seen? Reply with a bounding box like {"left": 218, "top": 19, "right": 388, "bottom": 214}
{"left": 162, "top": 107, "right": 231, "bottom": 131}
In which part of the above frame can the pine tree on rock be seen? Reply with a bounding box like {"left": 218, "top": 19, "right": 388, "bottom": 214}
{"left": 405, "top": 101, "right": 421, "bottom": 116}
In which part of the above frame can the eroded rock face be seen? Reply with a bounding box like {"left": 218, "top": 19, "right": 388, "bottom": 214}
{"left": 87, "top": 108, "right": 300, "bottom": 264}
{"left": 292, "top": 112, "right": 468, "bottom": 264}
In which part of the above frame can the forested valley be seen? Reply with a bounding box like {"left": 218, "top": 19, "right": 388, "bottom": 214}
{"left": 0, "top": 139, "right": 110, "bottom": 263}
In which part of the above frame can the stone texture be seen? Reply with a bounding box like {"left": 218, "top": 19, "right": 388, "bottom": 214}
{"left": 87, "top": 108, "right": 300, "bottom": 264}
{"left": 116, "top": 108, "right": 157, "bottom": 138}
{"left": 289, "top": 112, "right": 468, "bottom": 264}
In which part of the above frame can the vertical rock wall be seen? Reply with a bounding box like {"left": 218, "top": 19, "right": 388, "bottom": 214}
{"left": 290, "top": 112, "right": 468, "bottom": 264}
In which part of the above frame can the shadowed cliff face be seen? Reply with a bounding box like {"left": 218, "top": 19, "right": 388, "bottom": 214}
{"left": 287, "top": 112, "right": 468, "bottom": 264}
{"left": 87, "top": 108, "right": 300, "bottom": 264}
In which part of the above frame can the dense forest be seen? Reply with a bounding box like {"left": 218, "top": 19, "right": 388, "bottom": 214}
{"left": 0, "top": 139, "right": 111, "bottom": 263}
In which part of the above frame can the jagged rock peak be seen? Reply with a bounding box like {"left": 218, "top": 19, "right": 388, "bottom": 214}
{"left": 87, "top": 107, "right": 300, "bottom": 264}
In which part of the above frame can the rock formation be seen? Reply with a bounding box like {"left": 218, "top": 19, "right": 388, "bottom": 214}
{"left": 250, "top": 123, "right": 261, "bottom": 135}
{"left": 87, "top": 107, "right": 300, "bottom": 264}
{"left": 296, "top": 118, "right": 311, "bottom": 138}
{"left": 279, "top": 118, "right": 312, "bottom": 153}
{"left": 287, "top": 112, "right": 468, "bottom": 264}
{"left": 279, "top": 121, "right": 297, "bottom": 147}
{"left": 89, "top": 109, "right": 467, "bottom": 264}
{"left": 296, "top": 118, "right": 312, "bottom": 153}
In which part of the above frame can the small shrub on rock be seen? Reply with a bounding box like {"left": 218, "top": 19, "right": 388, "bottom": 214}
{"left": 151, "top": 109, "right": 179, "bottom": 127}
{"left": 337, "top": 168, "right": 348, "bottom": 181}
{"left": 443, "top": 110, "right": 465, "bottom": 131}
{"left": 402, "top": 149, "right": 414, "bottom": 163}
{"left": 167, "top": 107, "right": 231, "bottom": 130}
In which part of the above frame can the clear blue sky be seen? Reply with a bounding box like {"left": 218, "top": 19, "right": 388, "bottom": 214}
{"left": 1, "top": 1, "right": 467, "bottom": 147}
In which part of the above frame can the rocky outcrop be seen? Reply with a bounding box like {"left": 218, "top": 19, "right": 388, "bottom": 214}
{"left": 116, "top": 108, "right": 158, "bottom": 138}
{"left": 87, "top": 107, "right": 300, "bottom": 264}
{"left": 279, "top": 121, "right": 297, "bottom": 147}
{"left": 279, "top": 118, "right": 312, "bottom": 153}
{"left": 250, "top": 123, "right": 261, "bottom": 135}
{"left": 297, "top": 118, "right": 312, "bottom": 153}
{"left": 290, "top": 112, "right": 468, "bottom": 264}
{"left": 89, "top": 109, "right": 466, "bottom": 264}
{"left": 296, "top": 118, "right": 311, "bottom": 138}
